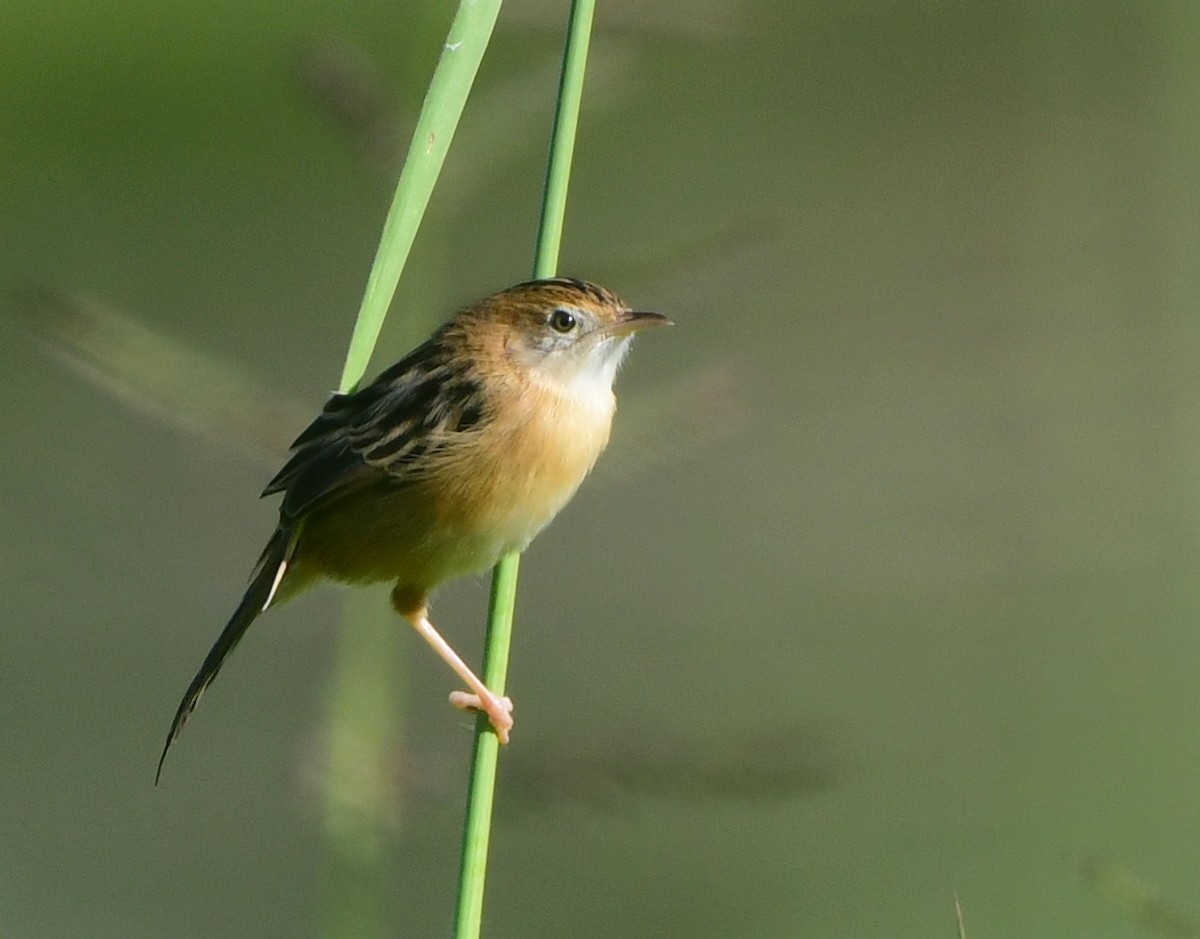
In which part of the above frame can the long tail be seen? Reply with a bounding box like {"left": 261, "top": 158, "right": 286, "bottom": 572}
{"left": 155, "top": 526, "right": 296, "bottom": 784}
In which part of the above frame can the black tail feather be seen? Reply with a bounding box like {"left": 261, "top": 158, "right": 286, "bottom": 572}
{"left": 155, "top": 527, "right": 294, "bottom": 784}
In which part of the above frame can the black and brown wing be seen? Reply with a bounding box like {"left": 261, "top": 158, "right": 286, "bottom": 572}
{"left": 263, "top": 329, "right": 486, "bottom": 525}
{"left": 156, "top": 328, "right": 485, "bottom": 781}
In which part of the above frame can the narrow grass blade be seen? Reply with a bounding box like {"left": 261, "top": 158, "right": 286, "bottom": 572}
{"left": 338, "top": 0, "right": 503, "bottom": 395}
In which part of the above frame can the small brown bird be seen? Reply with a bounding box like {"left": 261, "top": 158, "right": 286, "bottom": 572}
{"left": 157, "top": 278, "right": 669, "bottom": 780}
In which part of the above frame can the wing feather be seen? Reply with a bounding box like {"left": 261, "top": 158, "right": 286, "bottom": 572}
{"left": 262, "top": 330, "right": 485, "bottom": 524}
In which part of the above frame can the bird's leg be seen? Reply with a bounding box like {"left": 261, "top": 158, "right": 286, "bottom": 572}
{"left": 402, "top": 605, "right": 514, "bottom": 743}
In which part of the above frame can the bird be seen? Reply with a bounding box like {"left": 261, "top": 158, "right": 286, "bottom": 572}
{"left": 156, "top": 277, "right": 670, "bottom": 782}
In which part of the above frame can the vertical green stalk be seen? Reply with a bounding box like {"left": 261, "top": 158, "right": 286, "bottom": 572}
{"left": 531, "top": 0, "right": 596, "bottom": 279}
{"left": 453, "top": 2, "right": 597, "bottom": 937}
{"left": 320, "top": 3, "right": 501, "bottom": 937}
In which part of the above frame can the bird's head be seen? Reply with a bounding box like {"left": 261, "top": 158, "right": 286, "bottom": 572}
{"left": 466, "top": 278, "right": 671, "bottom": 397}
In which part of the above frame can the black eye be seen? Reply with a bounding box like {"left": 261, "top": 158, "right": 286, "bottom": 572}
{"left": 549, "top": 308, "right": 577, "bottom": 333}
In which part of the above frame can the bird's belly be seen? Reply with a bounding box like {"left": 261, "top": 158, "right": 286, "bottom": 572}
{"left": 296, "top": 395, "right": 611, "bottom": 593}
{"left": 295, "top": 483, "right": 522, "bottom": 590}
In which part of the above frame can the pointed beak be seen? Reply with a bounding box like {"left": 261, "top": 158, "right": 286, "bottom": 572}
{"left": 605, "top": 310, "right": 674, "bottom": 337}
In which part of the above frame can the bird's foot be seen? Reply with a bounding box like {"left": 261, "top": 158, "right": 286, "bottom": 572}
{"left": 449, "top": 690, "right": 514, "bottom": 743}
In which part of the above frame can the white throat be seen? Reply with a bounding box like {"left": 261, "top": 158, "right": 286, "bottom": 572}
{"left": 531, "top": 335, "right": 632, "bottom": 404}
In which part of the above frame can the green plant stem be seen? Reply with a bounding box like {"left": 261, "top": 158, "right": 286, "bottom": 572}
{"left": 337, "top": 0, "right": 503, "bottom": 395}
{"left": 318, "top": 4, "right": 501, "bottom": 938}
{"left": 532, "top": 0, "right": 596, "bottom": 278}
{"left": 453, "top": 2, "right": 597, "bottom": 937}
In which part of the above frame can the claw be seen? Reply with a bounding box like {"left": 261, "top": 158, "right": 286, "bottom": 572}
{"left": 449, "top": 690, "right": 514, "bottom": 743}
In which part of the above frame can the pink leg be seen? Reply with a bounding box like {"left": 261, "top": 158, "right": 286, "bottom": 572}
{"left": 406, "top": 610, "right": 514, "bottom": 743}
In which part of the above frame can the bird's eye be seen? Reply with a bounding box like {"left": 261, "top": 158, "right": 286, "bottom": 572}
{"left": 549, "top": 308, "right": 577, "bottom": 333}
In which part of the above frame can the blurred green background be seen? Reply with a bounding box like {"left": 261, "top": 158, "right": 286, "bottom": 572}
{"left": 4, "top": 1, "right": 1200, "bottom": 936}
